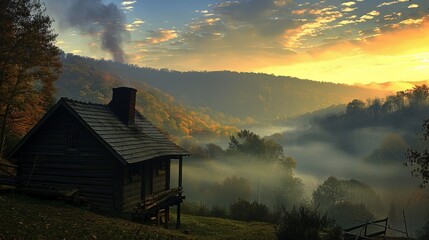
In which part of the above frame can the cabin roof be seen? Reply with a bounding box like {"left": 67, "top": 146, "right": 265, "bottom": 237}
{"left": 10, "top": 98, "right": 189, "bottom": 164}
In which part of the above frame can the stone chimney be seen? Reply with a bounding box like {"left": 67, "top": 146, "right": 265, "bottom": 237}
{"left": 108, "top": 87, "right": 137, "bottom": 126}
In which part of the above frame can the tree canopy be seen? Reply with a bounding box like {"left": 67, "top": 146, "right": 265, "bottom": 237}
{"left": 0, "top": 0, "right": 61, "bottom": 158}
{"left": 227, "top": 129, "right": 295, "bottom": 168}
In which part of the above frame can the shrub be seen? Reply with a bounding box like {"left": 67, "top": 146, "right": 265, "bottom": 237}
{"left": 210, "top": 205, "right": 227, "bottom": 218}
{"left": 182, "top": 202, "right": 210, "bottom": 216}
{"left": 276, "top": 205, "right": 342, "bottom": 240}
{"left": 229, "top": 199, "right": 271, "bottom": 222}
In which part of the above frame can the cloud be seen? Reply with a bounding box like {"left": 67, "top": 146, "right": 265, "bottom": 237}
{"left": 360, "top": 10, "right": 380, "bottom": 20}
{"left": 121, "top": 0, "right": 137, "bottom": 11}
{"left": 342, "top": 7, "right": 357, "bottom": 12}
{"left": 341, "top": 2, "right": 356, "bottom": 7}
{"left": 377, "top": 0, "right": 409, "bottom": 7}
{"left": 116, "top": 0, "right": 429, "bottom": 82}
{"left": 132, "top": 19, "right": 145, "bottom": 25}
{"left": 125, "top": 18, "right": 145, "bottom": 31}
{"left": 283, "top": 6, "right": 343, "bottom": 48}
{"left": 71, "top": 49, "right": 83, "bottom": 54}
{"left": 145, "top": 29, "right": 178, "bottom": 44}
{"left": 408, "top": 4, "right": 419, "bottom": 9}
{"left": 121, "top": 1, "right": 136, "bottom": 6}
{"left": 399, "top": 18, "right": 424, "bottom": 25}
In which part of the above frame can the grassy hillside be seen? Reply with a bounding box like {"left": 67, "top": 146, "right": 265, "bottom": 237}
{"left": 0, "top": 192, "right": 275, "bottom": 240}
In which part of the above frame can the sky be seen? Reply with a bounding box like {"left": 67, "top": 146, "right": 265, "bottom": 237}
{"left": 43, "top": 0, "right": 429, "bottom": 84}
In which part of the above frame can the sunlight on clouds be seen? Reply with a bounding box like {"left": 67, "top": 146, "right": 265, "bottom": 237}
{"left": 408, "top": 4, "right": 419, "bottom": 8}
{"left": 71, "top": 49, "right": 83, "bottom": 54}
{"left": 133, "top": 19, "right": 145, "bottom": 25}
{"left": 342, "top": 7, "right": 356, "bottom": 12}
{"left": 399, "top": 18, "right": 424, "bottom": 25}
{"left": 283, "top": 7, "right": 343, "bottom": 48}
{"left": 377, "top": 0, "right": 409, "bottom": 7}
{"left": 258, "top": 20, "right": 429, "bottom": 84}
{"left": 205, "top": 18, "right": 220, "bottom": 25}
{"left": 121, "top": 0, "right": 137, "bottom": 11}
{"left": 145, "top": 29, "right": 178, "bottom": 44}
{"left": 360, "top": 10, "right": 380, "bottom": 20}
{"left": 341, "top": 2, "right": 356, "bottom": 7}
{"left": 125, "top": 18, "right": 145, "bottom": 32}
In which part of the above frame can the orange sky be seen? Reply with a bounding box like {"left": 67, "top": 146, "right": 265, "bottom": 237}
{"left": 46, "top": 0, "right": 429, "bottom": 85}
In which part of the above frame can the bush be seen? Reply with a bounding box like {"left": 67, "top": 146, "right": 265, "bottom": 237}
{"left": 182, "top": 202, "right": 227, "bottom": 219}
{"left": 327, "top": 202, "right": 372, "bottom": 228}
{"left": 229, "top": 199, "right": 271, "bottom": 222}
{"left": 276, "top": 205, "right": 342, "bottom": 240}
{"left": 210, "top": 205, "right": 227, "bottom": 218}
{"left": 182, "top": 202, "right": 210, "bottom": 216}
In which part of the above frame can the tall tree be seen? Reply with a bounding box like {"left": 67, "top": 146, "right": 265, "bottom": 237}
{"left": 0, "top": 0, "right": 61, "bottom": 158}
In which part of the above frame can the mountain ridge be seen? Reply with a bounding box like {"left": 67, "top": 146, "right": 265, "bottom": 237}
{"left": 60, "top": 54, "right": 391, "bottom": 121}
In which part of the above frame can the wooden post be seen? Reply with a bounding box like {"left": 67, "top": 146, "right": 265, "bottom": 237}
{"left": 176, "top": 157, "right": 183, "bottom": 229}
{"left": 165, "top": 159, "right": 170, "bottom": 229}
{"left": 165, "top": 206, "right": 169, "bottom": 229}
{"left": 383, "top": 217, "right": 388, "bottom": 240}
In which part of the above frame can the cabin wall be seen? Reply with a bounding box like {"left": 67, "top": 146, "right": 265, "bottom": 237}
{"left": 16, "top": 107, "right": 120, "bottom": 212}
{"left": 122, "top": 163, "right": 142, "bottom": 212}
{"left": 153, "top": 159, "right": 168, "bottom": 194}
{"left": 122, "top": 159, "right": 170, "bottom": 213}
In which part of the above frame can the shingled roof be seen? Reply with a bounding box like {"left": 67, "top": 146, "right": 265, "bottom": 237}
{"left": 9, "top": 88, "right": 189, "bottom": 164}
{"left": 63, "top": 98, "right": 189, "bottom": 164}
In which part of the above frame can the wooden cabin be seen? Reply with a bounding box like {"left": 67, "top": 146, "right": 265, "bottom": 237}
{"left": 8, "top": 87, "right": 189, "bottom": 227}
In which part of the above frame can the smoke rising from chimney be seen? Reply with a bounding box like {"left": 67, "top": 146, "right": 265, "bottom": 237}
{"left": 46, "top": 0, "right": 128, "bottom": 63}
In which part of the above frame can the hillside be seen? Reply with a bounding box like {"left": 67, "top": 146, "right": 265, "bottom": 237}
{"left": 56, "top": 54, "right": 239, "bottom": 142}
{"left": 60, "top": 54, "right": 390, "bottom": 121}
{"left": 0, "top": 192, "right": 275, "bottom": 240}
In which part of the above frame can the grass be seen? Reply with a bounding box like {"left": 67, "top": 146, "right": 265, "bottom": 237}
{"left": 0, "top": 191, "right": 276, "bottom": 240}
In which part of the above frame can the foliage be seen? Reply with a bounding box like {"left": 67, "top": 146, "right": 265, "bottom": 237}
{"left": 312, "top": 176, "right": 380, "bottom": 226}
{"left": 313, "top": 85, "right": 429, "bottom": 132}
{"left": 228, "top": 129, "right": 292, "bottom": 165}
{"left": 275, "top": 205, "right": 342, "bottom": 240}
{"left": 0, "top": 0, "right": 61, "bottom": 157}
{"left": 405, "top": 119, "right": 429, "bottom": 188}
{"left": 365, "top": 133, "right": 408, "bottom": 164}
{"left": 57, "top": 54, "right": 238, "bottom": 143}
{"left": 274, "top": 165, "right": 305, "bottom": 211}
{"left": 229, "top": 199, "right": 272, "bottom": 222}
{"left": 327, "top": 202, "right": 372, "bottom": 228}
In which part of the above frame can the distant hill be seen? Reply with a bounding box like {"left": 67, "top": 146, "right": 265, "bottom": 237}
{"left": 59, "top": 54, "right": 390, "bottom": 121}
{"left": 55, "top": 54, "right": 239, "bottom": 142}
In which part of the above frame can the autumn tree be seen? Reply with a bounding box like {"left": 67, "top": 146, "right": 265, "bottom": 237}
{"left": 0, "top": 0, "right": 61, "bottom": 158}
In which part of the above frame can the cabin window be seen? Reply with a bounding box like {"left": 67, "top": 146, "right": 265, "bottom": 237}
{"left": 67, "top": 131, "right": 79, "bottom": 151}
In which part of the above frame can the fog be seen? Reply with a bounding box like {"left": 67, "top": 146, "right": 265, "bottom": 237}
{"left": 171, "top": 124, "right": 429, "bottom": 236}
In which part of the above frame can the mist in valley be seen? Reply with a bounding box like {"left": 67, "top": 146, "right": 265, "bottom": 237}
{"left": 171, "top": 89, "right": 429, "bottom": 236}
